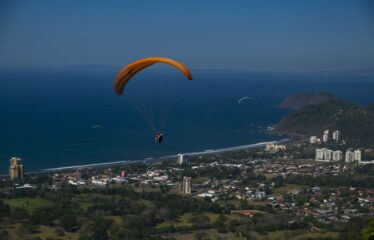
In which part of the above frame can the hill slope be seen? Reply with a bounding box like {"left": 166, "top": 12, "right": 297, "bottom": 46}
{"left": 280, "top": 92, "right": 336, "bottom": 110}
{"left": 276, "top": 98, "right": 374, "bottom": 147}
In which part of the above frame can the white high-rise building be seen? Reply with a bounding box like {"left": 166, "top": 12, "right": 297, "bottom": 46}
{"left": 332, "top": 130, "right": 340, "bottom": 141}
{"left": 177, "top": 154, "right": 188, "bottom": 165}
{"left": 183, "top": 176, "right": 192, "bottom": 195}
{"left": 310, "top": 136, "right": 317, "bottom": 144}
{"left": 332, "top": 150, "right": 343, "bottom": 161}
{"left": 354, "top": 149, "right": 362, "bottom": 163}
{"left": 323, "top": 134, "right": 329, "bottom": 142}
{"left": 324, "top": 150, "right": 333, "bottom": 161}
{"left": 9, "top": 157, "right": 24, "bottom": 181}
{"left": 322, "top": 129, "right": 329, "bottom": 142}
{"left": 345, "top": 151, "right": 355, "bottom": 163}
{"left": 315, "top": 148, "right": 327, "bottom": 161}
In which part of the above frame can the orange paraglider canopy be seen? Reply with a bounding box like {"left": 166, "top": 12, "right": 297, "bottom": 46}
{"left": 114, "top": 57, "right": 193, "bottom": 95}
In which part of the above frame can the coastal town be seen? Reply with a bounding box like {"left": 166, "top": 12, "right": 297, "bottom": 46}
{"left": 1, "top": 129, "right": 374, "bottom": 239}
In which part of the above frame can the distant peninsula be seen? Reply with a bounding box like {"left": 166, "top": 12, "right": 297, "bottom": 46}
{"left": 276, "top": 93, "right": 374, "bottom": 148}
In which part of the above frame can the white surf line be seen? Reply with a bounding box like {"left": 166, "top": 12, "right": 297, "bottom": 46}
{"left": 41, "top": 138, "right": 289, "bottom": 172}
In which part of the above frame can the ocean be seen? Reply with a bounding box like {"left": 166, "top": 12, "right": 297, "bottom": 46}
{"left": 0, "top": 68, "right": 373, "bottom": 173}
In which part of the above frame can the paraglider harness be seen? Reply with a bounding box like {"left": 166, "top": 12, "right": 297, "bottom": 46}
{"left": 155, "top": 132, "right": 163, "bottom": 143}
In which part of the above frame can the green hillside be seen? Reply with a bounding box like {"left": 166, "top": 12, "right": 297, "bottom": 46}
{"left": 276, "top": 97, "right": 374, "bottom": 148}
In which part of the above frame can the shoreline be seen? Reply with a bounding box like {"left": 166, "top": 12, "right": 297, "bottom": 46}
{"left": 37, "top": 138, "right": 290, "bottom": 174}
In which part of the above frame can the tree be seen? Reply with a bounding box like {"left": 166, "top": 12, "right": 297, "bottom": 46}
{"left": 193, "top": 232, "right": 210, "bottom": 240}
{"left": 0, "top": 201, "right": 10, "bottom": 217}
{"left": 15, "top": 223, "right": 33, "bottom": 239}
{"left": 362, "top": 218, "right": 374, "bottom": 240}
{"left": 0, "top": 229, "right": 8, "bottom": 240}
{"left": 189, "top": 215, "right": 210, "bottom": 229}
{"left": 79, "top": 219, "right": 108, "bottom": 240}
{"left": 240, "top": 200, "right": 250, "bottom": 210}
{"left": 59, "top": 212, "right": 78, "bottom": 232}
{"left": 214, "top": 214, "right": 227, "bottom": 233}
{"left": 11, "top": 207, "right": 29, "bottom": 220}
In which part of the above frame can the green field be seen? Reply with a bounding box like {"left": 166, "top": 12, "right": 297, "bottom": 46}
{"left": 247, "top": 229, "right": 339, "bottom": 240}
{"left": 4, "top": 223, "right": 79, "bottom": 240}
{"left": 165, "top": 229, "right": 340, "bottom": 240}
{"left": 156, "top": 212, "right": 240, "bottom": 229}
{"left": 4, "top": 197, "right": 53, "bottom": 212}
{"left": 272, "top": 184, "right": 305, "bottom": 195}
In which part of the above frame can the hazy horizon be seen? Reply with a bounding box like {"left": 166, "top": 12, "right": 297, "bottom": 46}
{"left": 1, "top": 0, "right": 374, "bottom": 72}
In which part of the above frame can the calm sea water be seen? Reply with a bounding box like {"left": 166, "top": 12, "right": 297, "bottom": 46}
{"left": 0, "top": 68, "right": 373, "bottom": 173}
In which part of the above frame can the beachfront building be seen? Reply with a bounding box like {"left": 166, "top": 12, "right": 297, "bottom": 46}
{"left": 345, "top": 151, "right": 355, "bottom": 163}
{"left": 324, "top": 150, "right": 333, "bottom": 161}
{"left": 354, "top": 149, "right": 362, "bottom": 164}
{"left": 265, "top": 143, "right": 287, "bottom": 153}
{"left": 310, "top": 136, "right": 317, "bottom": 144}
{"left": 183, "top": 176, "right": 192, "bottom": 195}
{"left": 316, "top": 148, "right": 328, "bottom": 162}
{"left": 9, "top": 157, "right": 24, "bottom": 181}
{"left": 332, "top": 150, "right": 343, "bottom": 161}
{"left": 332, "top": 130, "right": 341, "bottom": 141}
{"left": 177, "top": 154, "right": 188, "bottom": 165}
{"left": 323, "top": 129, "right": 329, "bottom": 142}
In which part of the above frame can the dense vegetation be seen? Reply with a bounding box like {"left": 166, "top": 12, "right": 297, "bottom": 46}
{"left": 280, "top": 92, "right": 336, "bottom": 110}
{"left": 276, "top": 97, "right": 374, "bottom": 148}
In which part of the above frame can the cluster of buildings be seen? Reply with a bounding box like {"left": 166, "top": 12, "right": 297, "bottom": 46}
{"left": 310, "top": 129, "right": 341, "bottom": 144}
{"left": 309, "top": 129, "right": 373, "bottom": 164}
{"left": 262, "top": 186, "right": 373, "bottom": 225}
{"left": 315, "top": 148, "right": 362, "bottom": 163}
{"left": 52, "top": 159, "right": 194, "bottom": 195}
{"left": 254, "top": 159, "right": 355, "bottom": 177}
{"left": 265, "top": 143, "right": 287, "bottom": 153}
{"left": 9, "top": 157, "right": 24, "bottom": 181}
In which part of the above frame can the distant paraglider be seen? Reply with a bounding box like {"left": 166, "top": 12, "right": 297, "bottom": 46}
{"left": 91, "top": 124, "right": 102, "bottom": 130}
{"left": 238, "top": 96, "right": 253, "bottom": 104}
{"left": 237, "top": 96, "right": 256, "bottom": 118}
{"left": 114, "top": 57, "right": 193, "bottom": 143}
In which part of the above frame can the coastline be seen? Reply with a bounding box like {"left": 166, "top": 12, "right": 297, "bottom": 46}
{"left": 37, "top": 138, "right": 290, "bottom": 174}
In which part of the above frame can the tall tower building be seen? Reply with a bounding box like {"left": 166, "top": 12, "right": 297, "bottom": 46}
{"left": 332, "top": 130, "right": 340, "bottom": 141}
{"left": 9, "top": 157, "right": 24, "bottom": 181}
{"left": 345, "top": 151, "right": 355, "bottom": 163}
{"left": 183, "top": 176, "right": 192, "bottom": 195}
{"left": 315, "top": 148, "right": 326, "bottom": 161}
{"left": 332, "top": 150, "right": 343, "bottom": 161}
{"left": 322, "top": 129, "right": 329, "bottom": 143}
{"left": 354, "top": 149, "right": 362, "bottom": 163}
{"left": 324, "top": 150, "right": 333, "bottom": 161}
{"left": 177, "top": 154, "right": 188, "bottom": 165}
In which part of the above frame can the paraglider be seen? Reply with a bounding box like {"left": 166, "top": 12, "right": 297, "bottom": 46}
{"left": 155, "top": 132, "right": 163, "bottom": 143}
{"left": 114, "top": 57, "right": 193, "bottom": 95}
{"left": 114, "top": 57, "right": 193, "bottom": 143}
{"left": 237, "top": 96, "right": 255, "bottom": 118}
{"left": 238, "top": 96, "right": 253, "bottom": 104}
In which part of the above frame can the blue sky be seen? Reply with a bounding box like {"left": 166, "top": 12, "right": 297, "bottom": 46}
{"left": 0, "top": 0, "right": 373, "bottom": 71}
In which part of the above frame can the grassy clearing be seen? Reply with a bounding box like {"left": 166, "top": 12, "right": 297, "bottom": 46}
{"left": 4, "top": 197, "right": 53, "bottom": 212}
{"left": 33, "top": 225, "right": 79, "bottom": 240}
{"left": 105, "top": 215, "right": 123, "bottom": 225}
{"left": 163, "top": 229, "right": 240, "bottom": 240}
{"left": 272, "top": 184, "right": 305, "bottom": 195}
{"left": 5, "top": 224, "right": 79, "bottom": 240}
{"left": 156, "top": 212, "right": 240, "bottom": 229}
{"left": 251, "top": 229, "right": 339, "bottom": 240}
